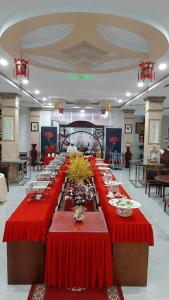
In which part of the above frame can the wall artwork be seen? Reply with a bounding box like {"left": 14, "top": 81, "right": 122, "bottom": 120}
{"left": 125, "top": 124, "right": 132, "bottom": 134}
{"left": 2, "top": 116, "right": 14, "bottom": 141}
{"left": 41, "top": 126, "right": 57, "bottom": 157}
{"left": 135, "top": 122, "right": 144, "bottom": 134}
{"left": 105, "top": 128, "right": 122, "bottom": 161}
{"left": 139, "top": 133, "right": 144, "bottom": 142}
{"left": 31, "top": 122, "right": 39, "bottom": 132}
{"left": 148, "top": 119, "right": 161, "bottom": 144}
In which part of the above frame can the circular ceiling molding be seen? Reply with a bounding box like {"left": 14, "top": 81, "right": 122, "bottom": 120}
{"left": 29, "top": 54, "right": 75, "bottom": 70}
{"left": 0, "top": 12, "right": 168, "bottom": 74}
{"left": 93, "top": 58, "right": 140, "bottom": 71}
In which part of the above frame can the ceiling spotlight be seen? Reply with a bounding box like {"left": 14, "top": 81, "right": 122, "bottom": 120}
{"left": 0, "top": 58, "right": 8, "bottom": 66}
{"left": 34, "top": 89, "right": 40, "bottom": 95}
{"left": 86, "top": 106, "right": 92, "bottom": 109}
{"left": 126, "top": 92, "right": 131, "bottom": 97}
{"left": 22, "top": 78, "right": 29, "bottom": 85}
{"left": 80, "top": 109, "right": 85, "bottom": 113}
{"left": 159, "top": 63, "right": 167, "bottom": 70}
{"left": 74, "top": 106, "right": 80, "bottom": 109}
{"left": 42, "top": 97, "right": 47, "bottom": 101}
{"left": 138, "top": 82, "right": 144, "bottom": 87}
{"left": 48, "top": 102, "right": 53, "bottom": 106}
{"left": 118, "top": 99, "right": 123, "bottom": 103}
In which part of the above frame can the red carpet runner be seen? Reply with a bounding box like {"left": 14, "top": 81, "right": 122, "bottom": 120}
{"left": 28, "top": 284, "right": 124, "bottom": 300}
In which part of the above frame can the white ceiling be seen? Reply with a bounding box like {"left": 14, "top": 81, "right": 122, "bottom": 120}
{"left": 0, "top": 0, "right": 169, "bottom": 115}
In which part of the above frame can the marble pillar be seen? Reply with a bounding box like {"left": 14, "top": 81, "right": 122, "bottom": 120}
{"left": 123, "top": 110, "right": 135, "bottom": 153}
{"left": 143, "top": 96, "right": 165, "bottom": 164}
{"left": 0, "top": 93, "right": 20, "bottom": 161}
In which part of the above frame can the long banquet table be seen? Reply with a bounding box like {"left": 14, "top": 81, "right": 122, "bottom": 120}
{"left": 45, "top": 211, "right": 112, "bottom": 288}
{"left": 92, "top": 161, "right": 154, "bottom": 285}
{"left": 3, "top": 157, "right": 154, "bottom": 286}
{"left": 3, "top": 163, "right": 67, "bottom": 284}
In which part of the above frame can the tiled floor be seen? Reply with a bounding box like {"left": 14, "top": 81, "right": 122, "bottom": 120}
{"left": 0, "top": 168, "right": 169, "bottom": 300}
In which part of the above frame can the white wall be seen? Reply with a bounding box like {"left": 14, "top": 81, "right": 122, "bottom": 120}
{"left": 19, "top": 107, "right": 30, "bottom": 153}
{"left": 50, "top": 110, "right": 123, "bottom": 127}
{"left": 40, "top": 111, "right": 51, "bottom": 127}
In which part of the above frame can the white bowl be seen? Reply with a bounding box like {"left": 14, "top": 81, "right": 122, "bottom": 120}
{"left": 107, "top": 192, "right": 114, "bottom": 198}
{"left": 116, "top": 207, "right": 133, "bottom": 217}
{"left": 109, "top": 198, "right": 141, "bottom": 217}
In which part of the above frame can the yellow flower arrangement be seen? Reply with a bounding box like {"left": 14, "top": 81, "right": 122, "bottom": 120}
{"left": 67, "top": 154, "right": 93, "bottom": 181}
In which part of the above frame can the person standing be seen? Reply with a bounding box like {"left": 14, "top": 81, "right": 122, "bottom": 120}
{"left": 67, "top": 142, "right": 78, "bottom": 154}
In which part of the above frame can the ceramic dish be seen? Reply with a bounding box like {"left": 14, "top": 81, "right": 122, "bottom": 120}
{"left": 108, "top": 198, "right": 141, "bottom": 217}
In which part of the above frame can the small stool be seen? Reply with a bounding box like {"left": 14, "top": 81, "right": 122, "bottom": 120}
{"left": 164, "top": 195, "right": 169, "bottom": 212}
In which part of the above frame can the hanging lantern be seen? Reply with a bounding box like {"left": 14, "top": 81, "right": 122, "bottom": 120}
{"left": 138, "top": 60, "right": 155, "bottom": 83}
{"left": 59, "top": 107, "right": 64, "bottom": 114}
{"left": 14, "top": 52, "right": 29, "bottom": 85}
{"left": 101, "top": 108, "right": 106, "bottom": 115}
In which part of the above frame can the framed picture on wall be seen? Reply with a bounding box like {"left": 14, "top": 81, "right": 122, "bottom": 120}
{"left": 2, "top": 116, "right": 15, "bottom": 141}
{"left": 135, "top": 122, "right": 144, "bottom": 134}
{"left": 31, "top": 122, "right": 39, "bottom": 132}
{"left": 148, "top": 119, "right": 161, "bottom": 144}
{"left": 125, "top": 124, "right": 132, "bottom": 134}
{"left": 139, "top": 133, "right": 144, "bottom": 142}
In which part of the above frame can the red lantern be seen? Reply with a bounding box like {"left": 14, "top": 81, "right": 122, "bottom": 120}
{"left": 59, "top": 107, "right": 64, "bottom": 114}
{"left": 138, "top": 60, "right": 155, "bottom": 83}
{"left": 101, "top": 108, "right": 106, "bottom": 115}
{"left": 14, "top": 52, "right": 29, "bottom": 84}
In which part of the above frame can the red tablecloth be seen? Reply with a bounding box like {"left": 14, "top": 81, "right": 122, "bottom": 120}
{"left": 93, "top": 164, "right": 154, "bottom": 246}
{"left": 3, "top": 168, "right": 66, "bottom": 242}
{"left": 45, "top": 211, "right": 113, "bottom": 288}
{"left": 44, "top": 156, "right": 55, "bottom": 165}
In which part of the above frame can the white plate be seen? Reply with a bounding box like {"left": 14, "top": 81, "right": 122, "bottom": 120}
{"left": 107, "top": 193, "right": 114, "bottom": 198}
{"left": 111, "top": 181, "right": 121, "bottom": 186}
{"left": 98, "top": 167, "right": 110, "bottom": 171}
{"left": 108, "top": 199, "right": 141, "bottom": 209}
{"left": 105, "top": 181, "right": 121, "bottom": 187}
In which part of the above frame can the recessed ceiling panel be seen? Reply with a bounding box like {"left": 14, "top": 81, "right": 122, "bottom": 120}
{"left": 98, "top": 25, "right": 149, "bottom": 52}
{"left": 22, "top": 24, "right": 74, "bottom": 48}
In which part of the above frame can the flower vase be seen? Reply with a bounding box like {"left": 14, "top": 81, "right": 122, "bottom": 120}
{"left": 73, "top": 205, "right": 85, "bottom": 222}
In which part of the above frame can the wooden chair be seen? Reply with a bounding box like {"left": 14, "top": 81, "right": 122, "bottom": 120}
{"left": 19, "top": 152, "right": 28, "bottom": 160}
{"left": 0, "top": 164, "right": 9, "bottom": 191}
{"left": 145, "top": 169, "right": 163, "bottom": 197}
{"left": 158, "top": 167, "right": 169, "bottom": 198}
{"left": 32, "top": 152, "right": 44, "bottom": 171}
